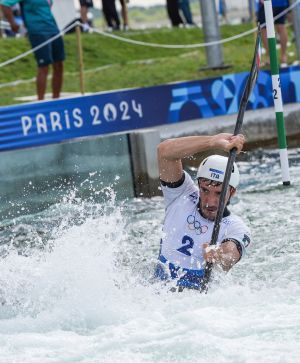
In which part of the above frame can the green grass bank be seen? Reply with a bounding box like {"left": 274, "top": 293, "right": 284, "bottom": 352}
{"left": 0, "top": 23, "right": 297, "bottom": 107}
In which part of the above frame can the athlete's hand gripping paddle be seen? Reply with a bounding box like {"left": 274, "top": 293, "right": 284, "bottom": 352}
{"left": 200, "top": 24, "right": 262, "bottom": 293}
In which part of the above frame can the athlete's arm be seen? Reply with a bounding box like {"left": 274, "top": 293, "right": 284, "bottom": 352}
{"left": 203, "top": 240, "right": 241, "bottom": 272}
{"left": 1, "top": 5, "right": 20, "bottom": 33}
{"left": 157, "top": 133, "right": 245, "bottom": 183}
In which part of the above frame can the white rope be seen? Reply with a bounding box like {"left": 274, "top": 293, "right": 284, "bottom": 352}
{"left": 0, "top": 77, "right": 35, "bottom": 89}
{"left": 0, "top": 56, "right": 189, "bottom": 89}
{"left": 91, "top": 26, "right": 256, "bottom": 49}
{"left": 0, "top": 21, "right": 79, "bottom": 68}
{"left": 0, "top": 0, "right": 299, "bottom": 69}
{"left": 89, "top": 0, "right": 300, "bottom": 49}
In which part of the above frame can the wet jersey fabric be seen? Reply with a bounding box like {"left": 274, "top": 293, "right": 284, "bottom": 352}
{"left": 156, "top": 171, "right": 251, "bottom": 289}
{"left": 0, "top": 0, "right": 59, "bottom": 34}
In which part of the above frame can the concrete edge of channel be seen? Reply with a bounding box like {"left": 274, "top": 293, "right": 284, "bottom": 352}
{"left": 128, "top": 104, "right": 300, "bottom": 197}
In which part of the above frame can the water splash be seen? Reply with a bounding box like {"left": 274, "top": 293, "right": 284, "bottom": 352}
{"left": 0, "top": 150, "right": 299, "bottom": 362}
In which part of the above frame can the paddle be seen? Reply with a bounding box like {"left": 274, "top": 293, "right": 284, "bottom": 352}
{"left": 200, "top": 24, "right": 262, "bottom": 293}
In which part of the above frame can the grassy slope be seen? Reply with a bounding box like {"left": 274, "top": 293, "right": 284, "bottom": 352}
{"left": 0, "top": 23, "right": 296, "bottom": 106}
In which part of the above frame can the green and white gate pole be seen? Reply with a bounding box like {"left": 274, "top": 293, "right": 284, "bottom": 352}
{"left": 264, "top": 0, "right": 291, "bottom": 185}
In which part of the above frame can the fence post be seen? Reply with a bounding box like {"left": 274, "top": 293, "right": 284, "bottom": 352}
{"left": 199, "top": 0, "right": 227, "bottom": 69}
{"left": 76, "top": 24, "right": 85, "bottom": 95}
{"left": 291, "top": 0, "right": 300, "bottom": 61}
{"left": 248, "top": 0, "right": 256, "bottom": 21}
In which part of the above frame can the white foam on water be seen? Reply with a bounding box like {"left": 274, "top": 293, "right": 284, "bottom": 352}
{"left": 0, "top": 153, "right": 299, "bottom": 362}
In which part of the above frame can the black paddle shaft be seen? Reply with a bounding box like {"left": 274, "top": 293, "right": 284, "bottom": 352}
{"left": 200, "top": 25, "right": 261, "bottom": 293}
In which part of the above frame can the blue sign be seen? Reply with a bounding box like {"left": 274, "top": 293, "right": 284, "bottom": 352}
{"left": 1, "top": 65, "right": 300, "bottom": 152}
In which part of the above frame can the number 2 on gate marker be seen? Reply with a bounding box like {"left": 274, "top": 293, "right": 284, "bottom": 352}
{"left": 272, "top": 75, "right": 283, "bottom": 112}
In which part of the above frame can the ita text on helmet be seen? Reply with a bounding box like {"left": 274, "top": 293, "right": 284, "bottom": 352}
{"left": 196, "top": 155, "right": 240, "bottom": 189}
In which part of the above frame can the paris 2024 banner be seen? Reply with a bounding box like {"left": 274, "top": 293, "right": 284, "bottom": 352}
{"left": 1, "top": 66, "right": 300, "bottom": 152}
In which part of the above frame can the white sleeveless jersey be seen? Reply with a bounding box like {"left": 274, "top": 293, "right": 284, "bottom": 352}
{"left": 159, "top": 172, "right": 251, "bottom": 274}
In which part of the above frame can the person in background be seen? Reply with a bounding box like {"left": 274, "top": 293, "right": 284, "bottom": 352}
{"left": 178, "top": 0, "right": 194, "bottom": 26}
{"left": 166, "top": 0, "right": 183, "bottom": 27}
{"left": 219, "top": 0, "right": 228, "bottom": 23}
{"left": 0, "top": 0, "right": 65, "bottom": 100}
{"left": 119, "top": 0, "right": 129, "bottom": 31}
{"left": 155, "top": 133, "right": 251, "bottom": 291}
{"left": 79, "top": 0, "right": 93, "bottom": 32}
{"left": 102, "top": 0, "right": 120, "bottom": 31}
{"left": 257, "top": 0, "right": 290, "bottom": 67}
{"left": 1, "top": 3, "right": 20, "bottom": 37}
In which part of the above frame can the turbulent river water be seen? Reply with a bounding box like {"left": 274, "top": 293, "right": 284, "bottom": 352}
{"left": 0, "top": 148, "right": 299, "bottom": 363}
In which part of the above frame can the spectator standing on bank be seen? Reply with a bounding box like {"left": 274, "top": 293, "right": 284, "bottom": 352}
{"left": 166, "top": 0, "right": 183, "bottom": 27}
{"left": 102, "top": 0, "right": 120, "bottom": 31}
{"left": 119, "top": 0, "right": 129, "bottom": 31}
{"left": 0, "top": 0, "right": 65, "bottom": 100}
{"left": 2, "top": 3, "right": 22, "bottom": 37}
{"left": 257, "top": 0, "right": 289, "bottom": 66}
{"left": 79, "top": 0, "right": 93, "bottom": 32}
{"left": 179, "top": 0, "right": 194, "bottom": 26}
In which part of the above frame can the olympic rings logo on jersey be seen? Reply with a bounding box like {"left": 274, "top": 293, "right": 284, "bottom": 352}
{"left": 186, "top": 215, "right": 208, "bottom": 235}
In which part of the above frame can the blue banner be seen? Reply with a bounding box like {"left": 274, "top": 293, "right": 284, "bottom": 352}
{"left": 1, "top": 65, "right": 300, "bottom": 152}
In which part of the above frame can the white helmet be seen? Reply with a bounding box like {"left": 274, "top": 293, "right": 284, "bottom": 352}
{"left": 196, "top": 155, "right": 239, "bottom": 188}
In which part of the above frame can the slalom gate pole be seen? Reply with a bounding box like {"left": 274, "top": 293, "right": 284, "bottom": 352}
{"left": 264, "top": 0, "right": 291, "bottom": 185}
{"left": 200, "top": 25, "right": 262, "bottom": 294}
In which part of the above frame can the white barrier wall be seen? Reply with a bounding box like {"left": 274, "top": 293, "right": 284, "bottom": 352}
{"left": 0, "top": 134, "right": 134, "bottom": 219}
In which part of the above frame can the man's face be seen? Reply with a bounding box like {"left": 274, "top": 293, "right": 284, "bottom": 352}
{"left": 198, "top": 179, "right": 235, "bottom": 221}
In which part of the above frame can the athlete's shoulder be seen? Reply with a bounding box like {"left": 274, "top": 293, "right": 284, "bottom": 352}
{"left": 222, "top": 213, "right": 251, "bottom": 234}
{"left": 161, "top": 171, "right": 197, "bottom": 194}
{"left": 222, "top": 213, "right": 251, "bottom": 255}
{"left": 224, "top": 212, "right": 245, "bottom": 224}
{"left": 161, "top": 171, "right": 198, "bottom": 208}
